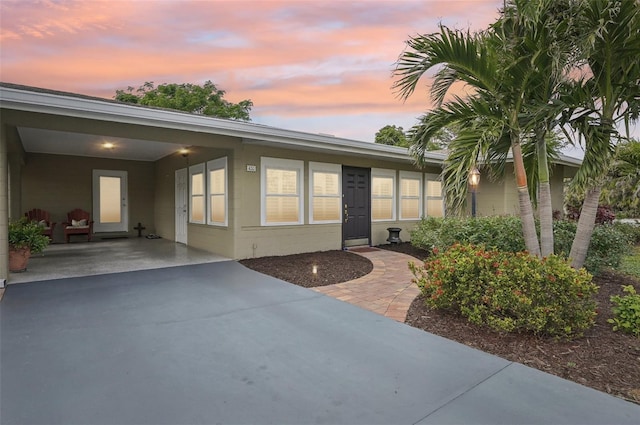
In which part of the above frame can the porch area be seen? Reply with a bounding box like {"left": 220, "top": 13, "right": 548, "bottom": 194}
{"left": 9, "top": 237, "right": 228, "bottom": 284}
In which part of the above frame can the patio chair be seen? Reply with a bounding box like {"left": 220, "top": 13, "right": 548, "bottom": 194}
{"left": 24, "top": 208, "right": 56, "bottom": 240}
{"left": 63, "top": 209, "right": 93, "bottom": 243}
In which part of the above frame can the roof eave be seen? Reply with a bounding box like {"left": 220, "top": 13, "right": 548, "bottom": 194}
{"left": 0, "top": 85, "right": 442, "bottom": 164}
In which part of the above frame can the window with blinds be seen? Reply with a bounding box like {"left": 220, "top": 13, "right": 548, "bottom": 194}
{"left": 400, "top": 171, "right": 422, "bottom": 220}
{"left": 425, "top": 175, "right": 444, "bottom": 217}
{"left": 309, "top": 162, "right": 341, "bottom": 223}
{"left": 371, "top": 169, "right": 396, "bottom": 221}
{"left": 261, "top": 157, "right": 304, "bottom": 225}
{"left": 189, "top": 163, "right": 205, "bottom": 224}
{"left": 207, "top": 157, "right": 227, "bottom": 226}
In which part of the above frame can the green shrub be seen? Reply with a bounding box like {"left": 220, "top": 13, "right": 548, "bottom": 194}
{"left": 553, "top": 221, "right": 630, "bottom": 274}
{"left": 409, "top": 217, "right": 444, "bottom": 253}
{"left": 608, "top": 285, "right": 640, "bottom": 337}
{"left": 410, "top": 216, "right": 632, "bottom": 275}
{"left": 409, "top": 244, "right": 598, "bottom": 338}
{"left": 612, "top": 221, "right": 640, "bottom": 245}
{"left": 584, "top": 224, "right": 632, "bottom": 273}
{"left": 410, "top": 216, "right": 525, "bottom": 253}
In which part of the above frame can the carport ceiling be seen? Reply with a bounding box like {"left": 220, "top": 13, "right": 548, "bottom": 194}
{"left": 17, "top": 127, "right": 185, "bottom": 162}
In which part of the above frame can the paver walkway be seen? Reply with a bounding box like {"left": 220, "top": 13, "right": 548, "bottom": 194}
{"left": 312, "top": 248, "right": 421, "bottom": 322}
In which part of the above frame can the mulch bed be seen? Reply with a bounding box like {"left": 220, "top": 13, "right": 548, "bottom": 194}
{"left": 239, "top": 250, "right": 373, "bottom": 288}
{"left": 391, "top": 242, "right": 640, "bottom": 404}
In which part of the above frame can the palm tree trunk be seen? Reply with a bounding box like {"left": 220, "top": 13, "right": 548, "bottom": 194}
{"left": 569, "top": 186, "right": 601, "bottom": 269}
{"left": 536, "top": 130, "right": 554, "bottom": 257}
{"left": 513, "top": 142, "right": 541, "bottom": 257}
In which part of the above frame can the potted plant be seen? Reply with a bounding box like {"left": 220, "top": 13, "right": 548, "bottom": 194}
{"left": 8, "top": 217, "right": 50, "bottom": 272}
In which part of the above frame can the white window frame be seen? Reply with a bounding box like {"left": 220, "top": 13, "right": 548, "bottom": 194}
{"left": 261, "top": 157, "right": 304, "bottom": 226}
{"left": 399, "top": 171, "right": 423, "bottom": 220}
{"left": 189, "top": 163, "right": 206, "bottom": 224}
{"left": 424, "top": 173, "right": 445, "bottom": 217}
{"left": 308, "top": 162, "right": 342, "bottom": 224}
{"left": 206, "top": 157, "right": 228, "bottom": 227}
{"left": 371, "top": 168, "right": 396, "bottom": 222}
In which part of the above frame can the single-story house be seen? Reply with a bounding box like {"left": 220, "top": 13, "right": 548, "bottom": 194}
{"left": 0, "top": 83, "right": 581, "bottom": 284}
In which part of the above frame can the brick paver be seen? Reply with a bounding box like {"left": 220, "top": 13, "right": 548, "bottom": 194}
{"left": 312, "top": 248, "right": 422, "bottom": 322}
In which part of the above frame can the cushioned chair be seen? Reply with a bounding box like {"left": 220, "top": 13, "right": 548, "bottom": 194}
{"left": 25, "top": 208, "right": 56, "bottom": 240}
{"left": 63, "top": 209, "right": 93, "bottom": 243}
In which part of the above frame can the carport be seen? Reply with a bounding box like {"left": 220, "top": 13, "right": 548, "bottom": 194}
{"left": 9, "top": 237, "right": 228, "bottom": 284}
{"left": 1, "top": 83, "right": 241, "bottom": 285}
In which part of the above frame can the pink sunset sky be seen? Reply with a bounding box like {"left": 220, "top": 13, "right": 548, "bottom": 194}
{"left": 0, "top": 0, "right": 507, "bottom": 142}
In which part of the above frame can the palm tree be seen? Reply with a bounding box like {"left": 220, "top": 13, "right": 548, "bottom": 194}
{"left": 394, "top": 0, "right": 575, "bottom": 257}
{"left": 565, "top": 0, "right": 640, "bottom": 269}
{"left": 493, "top": 0, "right": 580, "bottom": 256}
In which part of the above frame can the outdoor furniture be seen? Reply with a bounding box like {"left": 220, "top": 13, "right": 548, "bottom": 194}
{"left": 24, "top": 208, "right": 56, "bottom": 240}
{"left": 63, "top": 209, "right": 93, "bottom": 243}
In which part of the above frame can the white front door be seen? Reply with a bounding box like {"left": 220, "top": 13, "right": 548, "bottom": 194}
{"left": 175, "top": 168, "right": 188, "bottom": 244}
{"left": 92, "top": 170, "right": 128, "bottom": 233}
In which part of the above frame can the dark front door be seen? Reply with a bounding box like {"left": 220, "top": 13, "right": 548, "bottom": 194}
{"left": 342, "top": 166, "right": 371, "bottom": 246}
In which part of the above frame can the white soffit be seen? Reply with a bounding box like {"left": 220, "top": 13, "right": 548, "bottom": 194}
{"left": 17, "top": 127, "right": 184, "bottom": 162}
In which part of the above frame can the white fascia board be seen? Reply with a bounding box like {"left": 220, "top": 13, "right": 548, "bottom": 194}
{"left": 0, "top": 86, "right": 265, "bottom": 136}
{"left": 242, "top": 137, "right": 412, "bottom": 163}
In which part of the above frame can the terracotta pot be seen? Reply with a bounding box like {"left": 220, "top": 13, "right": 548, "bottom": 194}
{"left": 9, "top": 246, "right": 31, "bottom": 273}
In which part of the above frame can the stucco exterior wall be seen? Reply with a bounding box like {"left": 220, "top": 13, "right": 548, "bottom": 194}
{"left": 153, "top": 137, "right": 237, "bottom": 258}
{"left": 21, "top": 153, "right": 155, "bottom": 243}
{"left": 466, "top": 163, "right": 571, "bottom": 218}
{"left": 230, "top": 143, "right": 439, "bottom": 258}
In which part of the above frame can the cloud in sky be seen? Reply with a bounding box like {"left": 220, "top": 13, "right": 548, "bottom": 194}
{"left": 1, "top": 0, "right": 504, "bottom": 141}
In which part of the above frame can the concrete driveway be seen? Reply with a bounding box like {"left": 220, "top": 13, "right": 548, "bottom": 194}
{"left": 1, "top": 262, "right": 638, "bottom": 425}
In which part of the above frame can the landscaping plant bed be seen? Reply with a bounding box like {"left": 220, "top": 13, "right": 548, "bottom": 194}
{"left": 405, "top": 270, "right": 640, "bottom": 404}
{"left": 239, "top": 250, "right": 373, "bottom": 288}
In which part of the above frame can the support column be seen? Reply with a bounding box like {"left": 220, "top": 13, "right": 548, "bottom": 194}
{"left": 0, "top": 125, "right": 9, "bottom": 287}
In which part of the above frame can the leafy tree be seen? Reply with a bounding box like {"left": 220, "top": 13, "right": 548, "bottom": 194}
{"left": 374, "top": 125, "right": 409, "bottom": 147}
{"left": 375, "top": 123, "right": 456, "bottom": 150}
{"left": 115, "top": 81, "right": 253, "bottom": 121}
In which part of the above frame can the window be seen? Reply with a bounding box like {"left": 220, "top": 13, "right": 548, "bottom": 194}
{"left": 189, "top": 163, "right": 205, "bottom": 224}
{"left": 425, "top": 174, "right": 444, "bottom": 217}
{"left": 309, "top": 162, "right": 341, "bottom": 224}
{"left": 261, "top": 157, "right": 304, "bottom": 226}
{"left": 371, "top": 168, "right": 396, "bottom": 221}
{"left": 400, "top": 171, "right": 422, "bottom": 220}
{"left": 207, "top": 157, "right": 227, "bottom": 226}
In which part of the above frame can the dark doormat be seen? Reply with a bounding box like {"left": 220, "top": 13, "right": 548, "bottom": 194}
{"left": 347, "top": 247, "right": 380, "bottom": 253}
